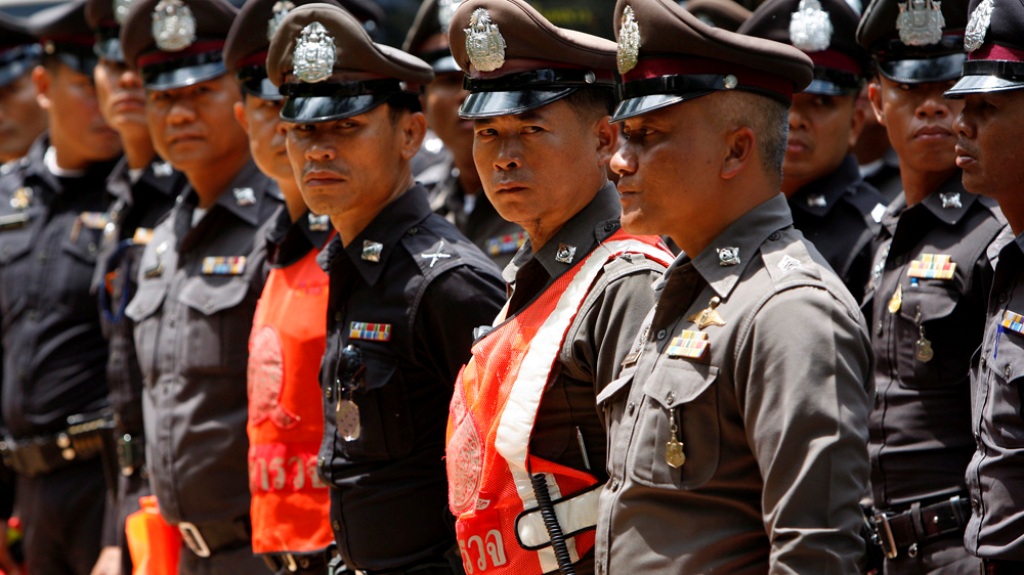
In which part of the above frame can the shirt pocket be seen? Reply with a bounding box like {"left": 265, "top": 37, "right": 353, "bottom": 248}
{"left": 983, "top": 334, "right": 1024, "bottom": 449}
{"left": 0, "top": 224, "right": 34, "bottom": 311}
{"left": 896, "top": 281, "right": 963, "bottom": 388}
{"left": 334, "top": 352, "right": 415, "bottom": 462}
{"left": 125, "top": 276, "right": 169, "bottom": 386}
{"left": 627, "top": 360, "right": 720, "bottom": 490}
{"left": 597, "top": 366, "right": 637, "bottom": 472}
{"left": 178, "top": 274, "right": 255, "bottom": 376}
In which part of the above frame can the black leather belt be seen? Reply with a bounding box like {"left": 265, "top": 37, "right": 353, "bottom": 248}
{"left": 871, "top": 495, "right": 971, "bottom": 559}
{"left": 0, "top": 412, "right": 114, "bottom": 477}
{"left": 262, "top": 548, "right": 333, "bottom": 573}
{"left": 177, "top": 516, "right": 251, "bottom": 558}
{"left": 985, "top": 559, "right": 1024, "bottom": 574}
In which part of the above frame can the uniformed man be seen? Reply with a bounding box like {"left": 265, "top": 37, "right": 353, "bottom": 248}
{"left": 596, "top": 0, "right": 874, "bottom": 572}
{"left": 0, "top": 13, "right": 46, "bottom": 171}
{"left": 403, "top": 0, "right": 528, "bottom": 269}
{"left": 84, "top": 0, "right": 186, "bottom": 571}
{"left": 120, "top": 0, "right": 282, "bottom": 571}
{"left": 267, "top": 4, "right": 506, "bottom": 574}
{"left": 0, "top": 1, "right": 123, "bottom": 574}
{"left": 440, "top": 2, "right": 671, "bottom": 574}
{"left": 223, "top": 0, "right": 344, "bottom": 572}
{"left": 856, "top": 0, "right": 1006, "bottom": 570}
{"left": 945, "top": 1, "right": 1024, "bottom": 571}
{"left": 739, "top": 0, "right": 886, "bottom": 304}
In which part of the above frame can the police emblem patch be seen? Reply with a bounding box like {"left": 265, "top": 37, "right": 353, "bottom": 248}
{"left": 437, "top": 0, "right": 463, "bottom": 33}
{"left": 248, "top": 326, "right": 300, "bottom": 428}
{"left": 897, "top": 0, "right": 945, "bottom": 46}
{"left": 267, "top": 0, "right": 295, "bottom": 41}
{"left": 293, "top": 22, "right": 336, "bottom": 83}
{"left": 113, "top": 0, "right": 133, "bottom": 25}
{"left": 964, "top": 0, "right": 993, "bottom": 52}
{"left": 617, "top": 5, "right": 640, "bottom": 75}
{"left": 152, "top": 0, "right": 197, "bottom": 52}
{"left": 789, "top": 0, "right": 833, "bottom": 53}
{"left": 465, "top": 8, "right": 506, "bottom": 72}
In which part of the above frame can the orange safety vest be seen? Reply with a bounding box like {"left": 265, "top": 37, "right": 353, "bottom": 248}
{"left": 125, "top": 496, "right": 181, "bottom": 575}
{"left": 447, "top": 231, "right": 671, "bottom": 575}
{"left": 247, "top": 241, "right": 333, "bottom": 554}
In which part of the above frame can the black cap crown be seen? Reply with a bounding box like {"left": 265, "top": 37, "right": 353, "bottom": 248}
{"left": 0, "top": 13, "right": 42, "bottom": 88}
{"left": 29, "top": 0, "right": 98, "bottom": 76}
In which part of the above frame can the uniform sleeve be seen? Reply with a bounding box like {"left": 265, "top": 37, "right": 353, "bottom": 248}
{"left": 735, "top": 285, "right": 873, "bottom": 574}
{"left": 564, "top": 256, "right": 664, "bottom": 393}
{"left": 414, "top": 264, "right": 507, "bottom": 384}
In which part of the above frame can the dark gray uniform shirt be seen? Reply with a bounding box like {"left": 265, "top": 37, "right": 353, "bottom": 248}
{"left": 125, "top": 160, "right": 281, "bottom": 527}
{"left": 789, "top": 154, "right": 886, "bottom": 304}
{"left": 317, "top": 185, "right": 506, "bottom": 572}
{"left": 866, "top": 176, "right": 1006, "bottom": 510}
{"left": 965, "top": 230, "right": 1024, "bottom": 560}
{"left": 596, "top": 194, "right": 873, "bottom": 575}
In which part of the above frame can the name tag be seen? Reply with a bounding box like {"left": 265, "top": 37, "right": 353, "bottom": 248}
{"left": 201, "top": 256, "right": 246, "bottom": 275}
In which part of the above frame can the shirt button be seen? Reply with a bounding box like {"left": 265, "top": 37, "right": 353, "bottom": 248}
{"left": 610, "top": 479, "right": 620, "bottom": 491}
{"left": 998, "top": 292, "right": 1008, "bottom": 303}
{"left": 626, "top": 402, "right": 635, "bottom": 416}
{"left": 407, "top": 227, "right": 418, "bottom": 235}
{"left": 971, "top": 497, "right": 980, "bottom": 511}
{"left": 334, "top": 311, "right": 343, "bottom": 322}
{"left": 1005, "top": 364, "right": 1013, "bottom": 379}
{"left": 981, "top": 357, "right": 987, "bottom": 371}
{"left": 875, "top": 320, "right": 883, "bottom": 337}
{"left": 331, "top": 520, "right": 341, "bottom": 531}
{"left": 656, "top": 329, "right": 667, "bottom": 341}
{"left": 665, "top": 391, "right": 675, "bottom": 406}
{"left": 37, "top": 252, "right": 46, "bottom": 262}
{"left": 893, "top": 256, "right": 903, "bottom": 266}
{"left": 768, "top": 232, "right": 780, "bottom": 241}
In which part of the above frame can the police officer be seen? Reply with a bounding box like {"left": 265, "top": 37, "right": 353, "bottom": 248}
{"left": 120, "top": 0, "right": 282, "bottom": 571}
{"left": 0, "top": 1, "right": 124, "bottom": 573}
{"left": 596, "top": 0, "right": 874, "bottom": 572}
{"left": 440, "top": 2, "right": 671, "bottom": 574}
{"left": 945, "top": 1, "right": 1024, "bottom": 571}
{"left": 403, "top": 0, "right": 528, "bottom": 269}
{"left": 0, "top": 13, "right": 46, "bottom": 171}
{"left": 267, "top": 4, "right": 506, "bottom": 574}
{"left": 84, "top": 0, "right": 186, "bottom": 571}
{"left": 856, "top": 0, "right": 1006, "bottom": 570}
{"left": 223, "top": 0, "right": 354, "bottom": 572}
{"left": 739, "top": 0, "right": 886, "bottom": 304}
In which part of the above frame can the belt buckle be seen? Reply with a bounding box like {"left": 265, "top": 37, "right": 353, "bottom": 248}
{"left": 178, "top": 522, "right": 211, "bottom": 558}
{"left": 872, "top": 512, "right": 898, "bottom": 559}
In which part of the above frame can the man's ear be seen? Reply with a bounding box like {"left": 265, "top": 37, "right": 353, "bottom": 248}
{"left": 399, "top": 110, "right": 428, "bottom": 161}
{"left": 32, "top": 65, "right": 52, "bottom": 112}
{"left": 233, "top": 100, "right": 250, "bottom": 135}
{"left": 721, "top": 125, "right": 754, "bottom": 181}
{"left": 594, "top": 115, "right": 619, "bottom": 168}
{"left": 867, "top": 80, "right": 886, "bottom": 127}
{"left": 848, "top": 98, "right": 866, "bottom": 149}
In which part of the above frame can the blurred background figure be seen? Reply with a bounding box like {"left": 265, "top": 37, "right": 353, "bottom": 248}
{"left": 0, "top": 13, "right": 46, "bottom": 171}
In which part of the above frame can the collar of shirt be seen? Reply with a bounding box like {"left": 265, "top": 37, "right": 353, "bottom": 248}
{"left": 789, "top": 154, "right": 862, "bottom": 218}
{"left": 22, "top": 134, "right": 119, "bottom": 198}
{"left": 175, "top": 160, "right": 276, "bottom": 251}
{"left": 918, "top": 172, "right": 977, "bottom": 226}
{"left": 656, "top": 193, "right": 793, "bottom": 302}
{"left": 503, "top": 181, "right": 621, "bottom": 285}
{"left": 266, "top": 207, "right": 332, "bottom": 268}
{"left": 337, "top": 184, "right": 434, "bottom": 287}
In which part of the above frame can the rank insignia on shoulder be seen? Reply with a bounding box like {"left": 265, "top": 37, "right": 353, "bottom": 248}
{"left": 421, "top": 239, "right": 453, "bottom": 268}
{"left": 777, "top": 255, "right": 803, "bottom": 272}
{"left": 486, "top": 231, "right": 528, "bottom": 256}
{"left": 349, "top": 321, "right": 391, "bottom": 342}
{"left": 666, "top": 330, "right": 710, "bottom": 360}
{"left": 362, "top": 240, "right": 383, "bottom": 262}
{"left": 10, "top": 187, "right": 32, "bottom": 210}
{"left": 907, "top": 254, "right": 955, "bottom": 280}
{"left": 132, "top": 227, "right": 154, "bottom": 246}
{"left": 1001, "top": 310, "right": 1024, "bottom": 335}
{"left": 233, "top": 187, "right": 256, "bottom": 206}
{"left": 201, "top": 255, "right": 246, "bottom": 275}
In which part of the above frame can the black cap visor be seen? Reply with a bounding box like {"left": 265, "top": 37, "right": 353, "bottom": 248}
{"left": 141, "top": 50, "right": 227, "bottom": 92}
{"left": 460, "top": 68, "right": 612, "bottom": 119}
{"left": 278, "top": 79, "right": 409, "bottom": 123}
{"left": 94, "top": 37, "right": 124, "bottom": 64}
{"left": 237, "top": 67, "right": 283, "bottom": 101}
{"left": 802, "top": 67, "right": 861, "bottom": 96}
{"left": 54, "top": 48, "right": 98, "bottom": 77}
{"left": 459, "top": 87, "right": 575, "bottom": 119}
{"left": 612, "top": 92, "right": 705, "bottom": 123}
{"left": 0, "top": 45, "right": 42, "bottom": 88}
{"left": 611, "top": 73, "right": 741, "bottom": 122}
{"left": 945, "top": 60, "right": 1024, "bottom": 98}
{"left": 877, "top": 52, "right": 966, "bottom": 84}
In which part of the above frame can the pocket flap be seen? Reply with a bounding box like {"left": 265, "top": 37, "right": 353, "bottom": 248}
{"left": 597, "top": 368, "right": 636, "bottom": 408}
{"left": 178, "top": 274, "right": 251, "bottom": 316}
{"left": 643, "top": 361, "right": 719, "bottom": 409}
{"left": 361, "top": 353, "right": 398, "bottom": 392}
{"left": 125, "top": 280, "right": 168, "bottom": 322}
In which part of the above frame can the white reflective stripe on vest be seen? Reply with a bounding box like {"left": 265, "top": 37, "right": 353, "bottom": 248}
{"left": 515, "top": 486, "right": 602, "bottom": 549}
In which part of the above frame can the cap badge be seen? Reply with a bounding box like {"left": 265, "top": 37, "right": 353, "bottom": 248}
{"left": 617, "top": 5, "right": 640, "bottom": 75}
{"left": 964, "top": 0, "right": 993, "bottom": 52}
{"left": 789, "top": 0, "right": 833, "bottom": 53}
{"left": 293, "top": 22, "right": 336, "bottom": 84}
{"left": 267, "top": 1, "right": 295, "bottom": 41}
{"left": 897, "top": 0, "right": 945, "bottom": 46}
{"left": 152, "top": 0, "right": 197, "bottom": 52}
{"left": 465, "top": 8, "right": 505, "bottom": 73}
{"left": 437, "top": 0, "right": 463, "bottom": 34}
{"left": 113, "top": 0, "right": 134, "bottom": 25}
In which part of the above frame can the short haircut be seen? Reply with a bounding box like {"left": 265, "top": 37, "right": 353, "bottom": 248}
{"left": 563, "top": 86, "right": 615, "bottom": 121}
{"left": 385, "top": 92, "right": 423, "bottom": 123}
{"left": 710, "top": 90, "right": 789, "bottom": 185}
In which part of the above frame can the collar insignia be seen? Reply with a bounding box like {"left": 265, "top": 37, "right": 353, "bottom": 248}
{"left": 267, "top": 1, "right": 295, "bottom": 41}
{"left": 617, "top": 5, "right": 641, "bottom": 75}
{"left": 806, "top": 194, "right": 827, "bottom": 207}
{"left": 152, "top": 161, "right": 173, "bottom": 177}
{"left": 717, "top": 246, "right": 740, "bottom": 266}
{"left": 964, "top": 0, "right": 993, "bottom": 52}
{"left": 789, "top": 0, "right": 833, "bottom": 53}
{"left": 308, "top": 213, "right": 330, "bottom": 232}
{"left": 233, "top": 187, "right": 256, "bottom": 206}
{"left": 940, "top": 191, "right": 962, "bottom": 209}
{"left": 465, "top": 8, "right": 505, "bottom": 72}
{"left": 152, "top": 0, "right": 197, "bottom": 52}
{"left": 555, "top": 243, "right": 577, "bottom": 264}
{"left": 294, "top": 22, "right": 336, "bottom": 83}
{"left": 361, "top": 240, "right": 383, "bottom": 262}
{"left": 114, "top": 0, "right": 133, "bottom": 25}
{"left": 897, "top": 0, "right": 945, "bottom": 46}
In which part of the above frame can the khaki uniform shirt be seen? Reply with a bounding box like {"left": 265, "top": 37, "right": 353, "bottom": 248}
{"left": 596, "top": 194, "right": 873, "bottom": 574}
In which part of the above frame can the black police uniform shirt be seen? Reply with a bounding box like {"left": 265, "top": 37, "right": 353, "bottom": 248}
{"left": 788, "top": 154, "right": 886, "bottom": 304}
{"left": 967, "top": 230, "right": 1024, "bottom": 560}
{"left": 317, "top": 184, "right": 506, "bottom": 572}
{"left": 865, "top": 173, "right": 1006, "bottom": 510}
{"left": 418, "top": 154, "right": 528, "bottom": 270}
{"left": 125, "top": 160, "right": 282, "bottom": 527}
{"left": 0, "top": 135, "right": 119, "bottom": 440}
{"left": 264, "top": 206, "right": 331, "bottom": 269}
